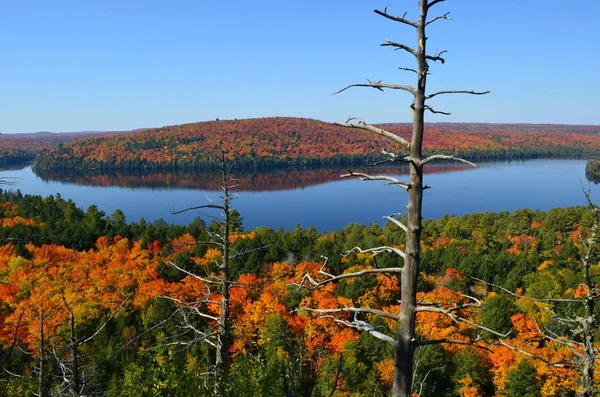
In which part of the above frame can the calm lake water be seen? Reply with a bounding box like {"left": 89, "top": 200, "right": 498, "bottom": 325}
{"left": 0, "top": 159, "right": 598, "bottom": 231}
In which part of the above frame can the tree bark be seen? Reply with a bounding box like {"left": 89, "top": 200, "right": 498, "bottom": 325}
{"left": 214, "top": 151, "right": 232, "bottom": 396}
{"left": 392, "top": 3, "right": 428, "bottom": 396}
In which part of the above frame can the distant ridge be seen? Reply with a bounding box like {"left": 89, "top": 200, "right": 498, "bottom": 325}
{"left": 28, "top": 116, "right": 600, "bottom": 171}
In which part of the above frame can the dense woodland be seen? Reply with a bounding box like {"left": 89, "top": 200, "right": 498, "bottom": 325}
{"left": 1, "top": 188, "right": 599, "bottom": 396}
{"left": 0, "top": 131, "right": 129, "bottom": 167}
{"left": 30, "top": 118, "right": 600, "bottom": 171}
{"left": 586, "top": 160, "right": 600, "bottom": 184}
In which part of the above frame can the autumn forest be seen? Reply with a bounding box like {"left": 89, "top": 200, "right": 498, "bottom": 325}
{"left": 0, "top": 181, "right": 599, "bottom": 396}
{"left": 3, "top": 0, "right": 600, "bottom": 395}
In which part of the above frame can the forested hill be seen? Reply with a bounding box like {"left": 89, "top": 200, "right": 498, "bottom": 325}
{"left": 0, "top": 130, "right": 131, "bottom": 166}
{"left": 32, "top": 117, "right": 600, "bottom": 170}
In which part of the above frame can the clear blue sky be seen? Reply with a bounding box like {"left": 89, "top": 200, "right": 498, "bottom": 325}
{"left": 1, "top": 0, "right": 599, "bottom": 133}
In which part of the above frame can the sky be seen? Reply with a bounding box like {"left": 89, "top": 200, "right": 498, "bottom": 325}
{"left": 1, "top": 0, "right": 599, "bottom": 133}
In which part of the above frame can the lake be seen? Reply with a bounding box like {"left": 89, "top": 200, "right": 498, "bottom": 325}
{"left": 0, "top": 159, "right": 598, "bottom": 231}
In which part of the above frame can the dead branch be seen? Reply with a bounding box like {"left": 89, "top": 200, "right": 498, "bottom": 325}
{"left": 399, "top": 66, "right": 418, "bottom": 74}
{"left": 417, "top": 306, "right": 510, "bottom": 339}
{"left": 298, "top": 307, "right": 400, "bottom": 322}
{"left": 381, "top": 39, "right": 418, "bottom": 58}
{"left": 341, "top": 171, "right": 410, "bottom": 190}
{"left": 420, "top": 154, "right": 476, "bottom": 167}
{"left": 498, "top": 339, "right": 578, "bottom": 369}
{"left": 383, "top": 214, "right": 408, "bottom": 233}
{"left": 426, "top": 50, "right": 447, "bottom": 64}
{"left": 167, "top": 261, "right": 221, "bottom": 285}
{"left": 171, "top": 203, "right": 224, "bottom": 215}
{"left": 424, "top": 106, "right": 451, "bottom": 115}
{"left": 381, "top": 149, "right": 412, "bottom": 163}
{"left": 80, "top": 298, "right": 129, "bottom": 345}
{"left": 292, "top": 262, "right": 402, "bottom": 290}
{"left": 427, "top": 0, "right": 446, "bottom": 10}
{"left": 320, "top": 313, "right": 398, "bottom": 347}
{"left": 473, "top": 277, "right": 583, "bottom": 303}
{"left": 333, "top": 117, "right": 411, "bottom": 148}
{"left": 344, "top": 245, "right": 406, "bottom": 259}
{"left": 426, "top": 12, "right": 451, "bottom": 26}
{"left": 333, "top": 79, "right": 416, "bottom": 96}
{"left": 415, "top": 337, "right": 493, "bottom": 353}
{"left": 426, "top": 89, "right": 490, "bottom": 100}
{"left": 374, "top": 8, "right": 418, "bottom": 28}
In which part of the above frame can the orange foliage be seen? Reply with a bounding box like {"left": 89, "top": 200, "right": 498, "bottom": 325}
{"left": 457, "top": 374, "right": 480, "bottom": 397}
{"left": 376, "top": 359, "right": 395, "bottom": 388}
{"left": 507, "top": 235, "right": 537, "bottom": 255}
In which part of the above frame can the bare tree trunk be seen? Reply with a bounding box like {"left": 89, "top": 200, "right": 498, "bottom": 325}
{"left": 69, "top": 311, "right": 82, "bottom": 396}
{"left": 393, "top": 4, "right": 427, "bottom": 396}
{"left": 579, "top": 201, "right": 598, "bottom": 397}
{"left": 38, "top": 310, "right": 47, "bottom": 397}
{"left": 215, "top": 151, "right": 232, "bottom": 396}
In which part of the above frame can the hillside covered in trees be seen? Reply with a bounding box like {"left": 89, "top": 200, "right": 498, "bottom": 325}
{"left": 0, "top": 189, "right": 598, "bottom": 396}
{"left": 0, "top": 131, "right": 131, "bottom": 167}
{"left": 31, "top": 118, "right": 600, "bottom": 171}
{"left": 586, "top": 160, "right": 600, "bottom": 184}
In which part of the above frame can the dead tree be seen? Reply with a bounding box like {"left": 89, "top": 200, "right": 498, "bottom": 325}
{"left": 475, "top": 192, "right": 600, "bottom": 397}
{"left": 167, "top": 151, "right": 240, "bottom": 396}
{"left": 47, "top": 299, "right": 127, "bottom": 396}
{"left": 296, "top": 2, "right": 488, "bottom": 396}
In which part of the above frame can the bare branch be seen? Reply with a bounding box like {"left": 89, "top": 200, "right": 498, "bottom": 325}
{"left": 498, "top": 339, "right": 578, "bottom": 369}
{"left": 426, "top": 0, "right": 446, "bottom": 10}
{"left": 171, "top": 204, "right": 224, "bottom": 215}
{"left": 381, "top": 39, "right": 418, "bottom": 58}
{"left": 333, "top": 79, "right": 416, "bottom": 96}
{"left": 381, "top": 149, "right": 412, "bottom": 164}
{"left": 426, "top": 50, "right": 447, "bottom": 64}
{"left": 426, "top": 12, "right": 451, "bottom": 26}
{"left": 424, "top": 106, "right": 451, "bottom": 115}
{"left": 80, "top": 298, "right": 129, "bottom": 345}
{"left": 344, "top": 245, "right": 406, "bottom": 259}
{"left": 333, "top": 117, "right": 411, "bottom": 149}
{"left": 383, "top": 214, "right": 408, "bottom": 233}
{"left": 399, "top": 66, "right": 418, "bottom": 74}
{"left": 418, "top": 306, "right": 510, "bottom": 339}
{"left": 298, "top": 307, "right": 400, "bottom": 322}
{"left": 416, "top": 338, "right": 493, "bottom": 353}
{"left": 160, "top": 297, "right": 220, "bottom": 322}
{"left": 473, "top": 277, "right": 583, "bottom": 303}
{"left": 341, "top": 171, "right": 410, "bottom": 190}
{"left": 374, "top": 8, "right": 418, "bottom": 27}
{"left": 316, "top": 314, "right": 398, "bottom": 347}
{"left": 292, "top": 266, "right": 402, "bottom": 290}
{"left": 426, "top": 89, "right": 490, "bottom": 100}
{"left": 167, "top": 261, "right": 221, "bottom": 285}
{"left": 420, "top": 154, "right": 476, "bottom": 167}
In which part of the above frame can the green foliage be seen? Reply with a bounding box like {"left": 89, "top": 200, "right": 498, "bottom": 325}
{"left": 481, "top": 293, "right": 517, "bottom": 339}
{"left": 412, "top": 344, "right": 452, "bottom": 397}
{"left": 451, "top": 348, "right": 493, "bottom": 396}
{"left": 504, "top": 359, "right": 542, "bottom": 397}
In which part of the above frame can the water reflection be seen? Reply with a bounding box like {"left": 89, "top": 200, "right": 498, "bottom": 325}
{"left": 32, "top": 163, "right": 473, "bottom": 191}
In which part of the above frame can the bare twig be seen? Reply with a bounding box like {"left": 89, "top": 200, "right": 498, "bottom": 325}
{"left": 426, "top": 12, "right": 451, "bottom": 26}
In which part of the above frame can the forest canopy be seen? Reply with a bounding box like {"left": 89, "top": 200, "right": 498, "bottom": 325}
{"left": 29, "top": 118, "right": 600, "bottom": 171}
